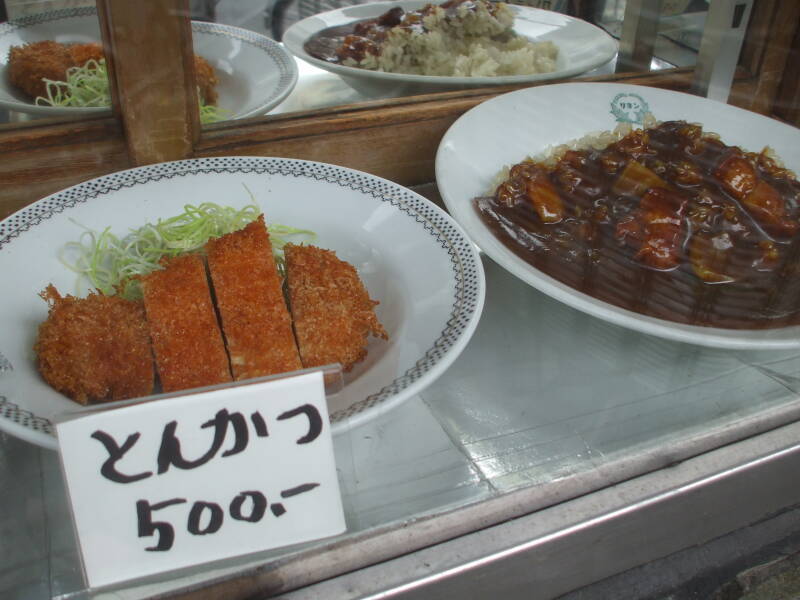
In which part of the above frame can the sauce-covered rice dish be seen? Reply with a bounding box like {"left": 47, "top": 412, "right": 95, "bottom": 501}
{"left": 475, "top": 120, "right": 800, "bottom": 329}
{"left": 304, "top": 0, "right": 558, "bottom": 77}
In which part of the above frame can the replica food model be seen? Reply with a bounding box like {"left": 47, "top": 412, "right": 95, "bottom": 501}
{"left": 7, "top": 40, "right": 220, "bottom": 119}
{"left": 475, "top": 120, "right": 800, "bottom": 329}
{"left": 304, "top": 0, "right": 558, "bottom": 77}
{"left": 35, "top": 213, "right": 388, "bottom": 405}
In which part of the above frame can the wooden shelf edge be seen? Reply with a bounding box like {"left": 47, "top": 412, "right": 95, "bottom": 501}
{"left": 3, "top": 66, "right": 769, "bottom": 219}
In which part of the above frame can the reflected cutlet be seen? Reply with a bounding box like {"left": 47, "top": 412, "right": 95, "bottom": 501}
{"left": 206, "top": 215, "right": 302, "bottom": 380}
{"left": 141, "top": 253, "right": 232, "bottom": 392}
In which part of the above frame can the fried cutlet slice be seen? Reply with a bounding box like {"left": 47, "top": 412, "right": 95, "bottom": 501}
{"left": 206, "top": 216, "right": 302, "bottom": 380}
{"left": 8, "top": 40, "right": 74, "bottom": 99}
{"left": 193, "top": 55, "right": 219, "bottom": 105}
{"left": 140, "top": 254, "right": 232, "bottom": 392}
{"left": 34, "top": 285, "right": 154, "bottom": 405}
{"left": 67, "top": 42, "right": 104, "bottom": 66}
{"left": 284, "top": 244, "right": 388, "bottom": 372}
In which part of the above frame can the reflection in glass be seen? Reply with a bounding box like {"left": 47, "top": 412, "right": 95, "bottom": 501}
{"left": 0, "top": 0, "right": 102, "bottom": 126}
{"left": 208, "top": 0, "right": 713, "bottom": 119}
{"left": 0, "top": 0, "right": 258, "bottom": 126}
{"left": 0, "top": 1, "right": 718, "bottom": 126}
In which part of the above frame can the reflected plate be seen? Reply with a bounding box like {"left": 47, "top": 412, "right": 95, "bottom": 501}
{"left": 0, "top": 7, "right": 298, "bottom": 119}
{"left": 436, "top": 82, "right": 800, "bottom": 350}
{"left": 283, "top": 0, "right": 617, "bottom": 97}
{"left": 0, "top": 157, "right": 485, "bottom": 449}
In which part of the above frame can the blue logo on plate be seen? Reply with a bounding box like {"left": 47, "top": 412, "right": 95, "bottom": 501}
{"left": 610, "top": 93, "right": 650, "bottom": 125}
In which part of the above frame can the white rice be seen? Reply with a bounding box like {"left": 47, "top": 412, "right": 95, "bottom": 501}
{"left": 344, "top": 1, "right": 558, "bottom": 77}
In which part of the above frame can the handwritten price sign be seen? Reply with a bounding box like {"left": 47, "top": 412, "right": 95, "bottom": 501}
{"left": 55, "top": 371, "right": 345, "bottom": 589}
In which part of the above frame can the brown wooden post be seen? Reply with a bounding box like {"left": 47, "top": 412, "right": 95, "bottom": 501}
{"left": 746, "top": 1, "right": 800, "bottom": 117}
{"left": 96, "top": 0, "right": 200, "bottom": 166}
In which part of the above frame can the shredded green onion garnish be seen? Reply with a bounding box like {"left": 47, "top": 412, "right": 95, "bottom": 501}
{"left": 199, "top": 100, "right": 228, "bottom": 124}
{"left": 60, "top": 200, "right": 315, "bottom": 300}
{"left": 35, "top": 58, "right": 227, "bottom": 124}
{"left": 37, "top": 58, "right": 110, "bottom": 108}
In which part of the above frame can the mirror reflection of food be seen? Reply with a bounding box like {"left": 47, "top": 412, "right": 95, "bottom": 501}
{"left": 304, "top": 0, "right": 558, "bottom": 77}
{"left": 7, "top": 40, "right": 220, "bottom": 120}
{"left": 8, "top": 40, "right": 104, "bottom": 99}
{"left": 475, "top": 120, "right": 800, "bottom": 329}
{"left": 34, "top": 210, "right": 387, "bottom": 405}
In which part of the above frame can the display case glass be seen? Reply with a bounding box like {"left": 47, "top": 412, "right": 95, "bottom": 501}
{"left": 1, "top": 1, "right": 799, "bottom": 598}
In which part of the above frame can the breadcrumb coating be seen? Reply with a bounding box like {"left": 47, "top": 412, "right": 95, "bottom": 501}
{"left": 285, "top": 244, "right": 388, "bottom": 372}
{"left": 193, "top": 54, "right": 219, "bottom": 105}
{"left": 141, "top": 254, "right": 232, "bottom": 392}
{"left": 34, "top": 285, "right": 154, "bottom": 405}
{"left": 8, "top": 40, "right": 74, "bottom": 99}
{"left": 66, "top": 42, "right": 104, "bottom": 66}
{"left": 34, "top": 222, "right": 389, "bottom": 405}
{"left": 206, "top": 215, "right": 302, "bottom": 380}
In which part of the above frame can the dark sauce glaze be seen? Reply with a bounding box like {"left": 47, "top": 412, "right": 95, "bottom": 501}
{"left": 304, "top": 0, "right": 493, "bottom": 64}
{"left": 475, "top": 120, "right": 800, "bottom": 329}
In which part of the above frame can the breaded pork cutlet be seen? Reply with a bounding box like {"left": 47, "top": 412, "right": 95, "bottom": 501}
{"left": 34, "top": 285, "right": 154, "bottom": 405}
{"left": 8, "top": 40, "right": 217, "bottom": 105}
{"left": 193, "top": 55, "right": 219, "bottom": 106}
{"left": 66, "top": 42, "right": 104, "bottom": 67}
{"left": 8, "top": 40, "right": 74, "bottom": 99}
{"left": 284, "top": 244, "right": 388, "bottom": 372}
{"left": 206, "top": 215, "right": 302, "bottom": 380}
{"left": 140, "top": 254, "right": 232, "bottom": 392}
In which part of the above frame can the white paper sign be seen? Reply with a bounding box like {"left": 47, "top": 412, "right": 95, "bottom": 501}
{"left": 55, "top": 371, "right": 345, "bottom": 589}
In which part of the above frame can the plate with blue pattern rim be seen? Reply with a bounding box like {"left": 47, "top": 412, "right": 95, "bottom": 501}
{"left": 0, "top": 7, "right": 298, "bottom": 119}
{"left": 436, "top": 82, "right": 800, "bottom": 350}
{"left": 0, "top": 156, "right": 485, "bottom": 450}
{"left": 283, "top": 0, "right": 617, "bottom": 98}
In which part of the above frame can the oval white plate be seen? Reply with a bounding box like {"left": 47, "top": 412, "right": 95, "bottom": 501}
{"left": 436, "top": 82, "right": 800, "bottom": 350}
{"left": 0, "top": 157, "right": 485, "bottom": 449}
{"left": 283, "top": 0, "right": 617, "bottom": 96}
{"left": 0, "top": 7, "right": 298, "bottom": 119}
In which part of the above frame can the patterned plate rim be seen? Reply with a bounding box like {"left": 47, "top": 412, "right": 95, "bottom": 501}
{"left": 0, "top": 7, "right": 298, "bottom": 119}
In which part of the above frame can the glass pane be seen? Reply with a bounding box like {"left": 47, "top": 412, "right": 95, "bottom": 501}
{"left": 3, "top": 0, "right": 800, "bottom": 598}
{"left": 195, "top": 0, "right": 718, "bottom": 123}
{"left": 596, "top": 0, "right": 710, "bottom": 68}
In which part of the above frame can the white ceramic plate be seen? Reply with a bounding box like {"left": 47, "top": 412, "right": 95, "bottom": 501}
{"left": 436, "top": 82, "right": 800, "bottom": 350}
{"left": 0, "top": 7, "right": 298, "bottom": 119}
{"left": 283, "top": 0, "right": 617, "bottom": 97}
{"left": 0, "top": 157, "right": 485, "bottom": 449}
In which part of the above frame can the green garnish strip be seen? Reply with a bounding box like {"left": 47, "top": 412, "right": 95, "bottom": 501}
{"left": 35, "top": 58, "right": 227, "bottom": 123}
{"left": 36, "top": 59, "right": 110, "bottom": 108}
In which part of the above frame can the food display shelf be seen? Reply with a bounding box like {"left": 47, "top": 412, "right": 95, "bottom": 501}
{"left": 3, "top": 9, "right": 800, "bottom": 593}
{"left": 3, "top": 233, "right": 800, "bottom": 598}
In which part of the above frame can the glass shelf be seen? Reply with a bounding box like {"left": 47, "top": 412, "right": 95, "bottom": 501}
{"left": 3, "top": 249, "right": 799, "bottom": 598}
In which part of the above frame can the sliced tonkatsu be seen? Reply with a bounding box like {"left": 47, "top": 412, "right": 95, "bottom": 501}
{"left": 34, "top": 213, "right": 391, "bottom": 406}
{"left": 34, "top": 285, "right": 154, "bottom": 405}
{"left": 284, "top": 243, "right": 388, "bottom": 372}
{"left": 140, "top": 253, "right": 232, "bottom": 392}
{"left": 206, "top": 215, "right": 302, "bottom": 380}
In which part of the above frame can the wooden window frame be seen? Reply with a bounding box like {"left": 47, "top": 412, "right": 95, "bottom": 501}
{"left": 1, "top": 0, "right": 797, "bottom": 220}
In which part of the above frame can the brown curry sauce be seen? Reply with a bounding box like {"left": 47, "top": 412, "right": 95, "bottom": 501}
{"left": 474, "top": 120, "right": 800, "bottom": 329}
{"left": 304, "top": 0, "right": 495, "bottom": 65}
